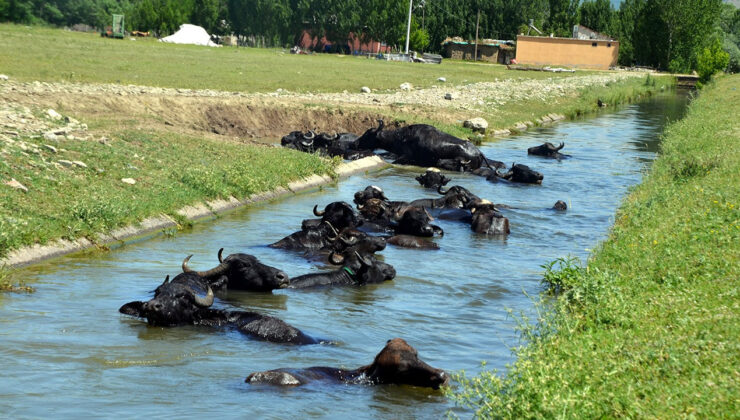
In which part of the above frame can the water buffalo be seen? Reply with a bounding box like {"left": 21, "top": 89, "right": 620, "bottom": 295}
{"left": 119, "top": 272, "right": 318, "bottom": 344}
{"left": 281, "top": 130, "right": 369, "bottom": 159}
{"left": 386, "top": 235, "right": 440, "bottom": 250}
{"left": 354, "top": 185, "right": 388, "bottom": 206}
{"left": 285, "top": 251, "right": 395, "bottom": 288}
{"left": 528, "top": 142, "right": 569, "bottom": 159}
{"left": 409, "top": 185, "right": 480, "bottom": 210}
{"left": 246, "top": 338, "right": 448, "bottom": 389}
{"left": 470, "top": 200, "right": 510, "bottom": 235}
{"left": 415, "top": 168, "right": 451, "bottom": 189}
{"left": 393, "top": 206, "right": 443, "bottom": 237}
{"left": 181, "top": 249, "right": 289, "bottom": 292}
{"left": 553, "top": 200, "right": 568, "bottom": 211}
{"left": 498, "top": 163, "right": 544, "bottom": 184}
{"left": 356, "top": 120, "right": 491, "bottom": 171}
{"left": 270, "top": 202, "right": 360, "bottom": 251}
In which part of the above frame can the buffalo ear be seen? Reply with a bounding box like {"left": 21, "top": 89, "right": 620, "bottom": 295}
{"left": 119, "top": 301, "right": 145, "bottom": 317}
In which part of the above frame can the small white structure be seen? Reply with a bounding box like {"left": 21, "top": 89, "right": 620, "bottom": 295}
{"left": 159, "top": 24, "right": 220, "bottom": 47}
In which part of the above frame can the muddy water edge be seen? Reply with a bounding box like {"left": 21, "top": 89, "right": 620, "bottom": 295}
{"left": 0, "top": 92, "right": 688, "bottom": 418}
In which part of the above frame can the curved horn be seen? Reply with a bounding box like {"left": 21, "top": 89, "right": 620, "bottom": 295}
{"left": 193, "top": 286, "right": 214, "bottom": 307}
{"left": 162, "top": 275, "right": 170, "bottom": 285}
{"left": 300, "top": 139, "right": 314, "bottom": 147}
{"left": 324, "top": 221, "right": 340, "bottom": 241}
{"left": 329, "top": 251, "right": 345, "bottom": 265}
{"left": 437, "top": 185, "right": 448, "bottom": 195}
{"left": 182, "top": 255, "right": 195, "bottom": 273}
{"left": 217, "top": 248, "right": 224, "bottom": 263}
{"left": 354, "top": 251, "right": 373, "bottom": 267}
{"left": 304, "top": 130, "right": 315, "bottom": 140}
{"left": 461, "top": 159, "right": 471, "bottom": 165}
{"left": 432, "top": 225, "right": 444, "bottom": 237}
{"left": 313, "top": 204, "right": 325, "bottom": 216}
{"left": 557, "top": 142, "right": 565, "bottom": 150}
{"left": 357, "top": 203, "right": 365, "bottom": 210}
{"left": 376, "top": 119, "right": 385, "bottom": 132}
{"left": 341, "top": 235, "right": 359, "bottom": 246}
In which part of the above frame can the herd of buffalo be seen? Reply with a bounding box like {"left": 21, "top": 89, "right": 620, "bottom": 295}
{"left": 119, "top": 121, "right": 570, "bottom": 391}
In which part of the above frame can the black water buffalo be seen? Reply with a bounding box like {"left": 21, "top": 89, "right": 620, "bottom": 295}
{"left": 356, "top": 120, "right": 491, "bottom": 171}
{"left": 270, "top": 202, "right": 360, "bottom": 251}
{"left": 181, "top": 249, "right": 289, "bottom": 292}
{"left": 553, "top": 200, "right": 568, "bottom": 211}
{"left": 281, "top": 130, "right": 369, "bottom": 159}
{"left": 415, "top": 168, "right": 451, "bottom": 189}
{"left": 470, "top": 200, "right": 510, "bottom": 235}
{"left": 353, "top": 185, "right": 388, "bottom": 206}
{"left": 386, "top": 235, "right": 440, "bottom": 249}
{"left": 285, "top": 251, "right": 395, "bottom": 288}
{"left": 326, "top": 226, "right": 387, "bottom": 258}
{"left": 393, "top": 206, "right": 443, "bottom": 237}
{"left": 409, "top": 185, "right": 480, "bottom": 210}
{"left": 499, "top": 163, "right": 544, "bottom": 184}
{"left": 528, "top": 142, "right": 569, "bottom": 159}
{"left": 119, "top": 272, "right": 318, "bottom": 344}
{"left": 246, "top": 338, "right": 448, "bottom": 389}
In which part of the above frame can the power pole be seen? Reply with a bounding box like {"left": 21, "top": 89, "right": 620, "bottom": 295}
{"left": 474, "top": 9, "right": 480, "bottom": 61}
{"left": 405, "top": 0, "right": 413, "bottom": 55}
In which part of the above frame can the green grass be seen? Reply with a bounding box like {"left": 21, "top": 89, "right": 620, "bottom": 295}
{"left": 0, "top": 128, "right": 335, "bottom": 258}
{"left": 0, "top": 24, "right": 580, "bottom": 93}
{"left": 448, "top": 74, "right": 740, "bottom": 418}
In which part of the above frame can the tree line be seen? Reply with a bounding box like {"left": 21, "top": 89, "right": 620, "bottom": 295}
{"left": 1, "top": 0, "right": 738, "bottom": 73}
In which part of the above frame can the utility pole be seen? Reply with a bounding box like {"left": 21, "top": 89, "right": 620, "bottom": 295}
{"left": 405, "top": 0, "right": 413, "bottom": 55}
{"left": 474, "top": 9, "right": 480, "bottom": 61}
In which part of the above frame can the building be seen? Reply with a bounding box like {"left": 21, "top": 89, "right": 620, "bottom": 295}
{"left": 514, "top": 25, "right": 619, "bottom": 70}
{"left": 442, "top": 37, "right": 515, "bottom": 64}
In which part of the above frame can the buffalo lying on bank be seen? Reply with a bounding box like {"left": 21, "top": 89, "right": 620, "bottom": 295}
{"left": 528, "top": 142, "right": 569, "bottom": 159}
{"left": 281, "top": 130, "right": 370, "bottom": 160}
{"left": 356, "top": 120, "right": 491, "bottom": 171}
{"left": 246, "top": 338, "right": 448, "bottom": 389}
{"left": 415, "top": 168, "right": 451, "bottom": 189}
{"left": 119, "top": 271, "right": 318, "bottom": 344}
{"left": 182, "top": 249, "right": 289, "bottom": 292}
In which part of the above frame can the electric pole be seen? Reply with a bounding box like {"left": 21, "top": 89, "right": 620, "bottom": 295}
{"left": 405, "top": 0, "right": 412, "bottom": 55}
{"left": 474, "top": 9, "right": 480, "bottom": 61}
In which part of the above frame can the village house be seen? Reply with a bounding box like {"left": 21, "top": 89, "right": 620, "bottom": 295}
{"left": 515, "top": 25, "right": 619, "bottom": 70}
{"left": 441, "top": 37, "right": 516, "bottom": 64}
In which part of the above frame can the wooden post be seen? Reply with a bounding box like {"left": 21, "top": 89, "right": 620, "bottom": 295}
{"left": 474, "top": 9, "right": 480, "bottom": 61}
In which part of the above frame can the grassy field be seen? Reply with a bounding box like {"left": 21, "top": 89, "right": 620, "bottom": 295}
{"left": 0, "top": 127, "right": 336, "bottom": 258}
{"left": 0, "top": 24, "right": 578, "bottom": 93}
{"left": 449, "top": 74, "right": 739, "bottom": 418}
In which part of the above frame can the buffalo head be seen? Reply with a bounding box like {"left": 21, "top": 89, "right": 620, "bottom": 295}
{"left": 354, "top": 185, "right": 388, "bottom": 205}
{"left": 415, "top": 168, "right": 451, "bottom": 189}
{"left": 527, "top": 142, "right": 567, "bottom": 159}
{"left": 360, "top": 338, "right": 448, "bottom": 389}
{"left": 470, "top": 200, "right": 510, "bottom": 235}
{"left": 313, "top": 201, "right": 360, "bottom": 230}
{"left": 394, "top": 206, "right": 443, "bottom": 237}
{"left": 119, "top": 272, "right": 214, "bottom": 326}
{"left": 182, "top": 249, "right": 289, "bottom": 292}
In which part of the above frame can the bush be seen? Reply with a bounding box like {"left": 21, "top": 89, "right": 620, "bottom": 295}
{"left": 697, "top": 38, "right": 730, "bottom": 83}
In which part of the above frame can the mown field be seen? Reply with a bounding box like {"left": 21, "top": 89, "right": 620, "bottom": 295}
{"left": 0, "top": 24, "right": 579, "bottom": 93}
{"left": 449, "top": 74, "right": 739, "bottom": 418}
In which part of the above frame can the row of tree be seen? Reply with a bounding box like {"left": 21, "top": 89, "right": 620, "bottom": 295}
{"left": 1, "top": 0, "right": 738, "bottom": 73}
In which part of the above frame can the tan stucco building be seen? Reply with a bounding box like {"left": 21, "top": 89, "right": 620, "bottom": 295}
{"left": 515, "top": 35, "right": 619, "bottom": 70}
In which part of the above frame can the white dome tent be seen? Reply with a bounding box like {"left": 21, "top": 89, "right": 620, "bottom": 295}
{"left": 159, "top": 24, "right": 220, "bottom": 47}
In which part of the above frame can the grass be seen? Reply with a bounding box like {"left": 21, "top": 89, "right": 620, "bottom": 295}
{"left": 0, "top": 128, "right": 336, "bottom": 258}
{"left": 0, "top": 24, "right": 580, "bottom": 93}
{"left": 447, "top": 74, "right": 739, "bottom": 417}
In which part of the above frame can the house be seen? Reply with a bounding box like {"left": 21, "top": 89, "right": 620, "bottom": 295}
{"left": 514, "top": 25, "right": 619, "bottom": 70}
{"left": 442, "top": 37, "right": 515, "bottom": 64}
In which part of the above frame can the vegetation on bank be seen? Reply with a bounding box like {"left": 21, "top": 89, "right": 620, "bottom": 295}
{"left": 448, "top": 74, "right": 739, "bottom": 417}
{"left": 0, "top": 128, "right": 336, "bottom": 258}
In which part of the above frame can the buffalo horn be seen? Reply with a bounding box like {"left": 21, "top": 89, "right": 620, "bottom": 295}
{"left": 341, "top": 235, "right": 359, "bottom": 246}
{"left": 432, "top": 225, "right": 445, "bottom": 237}
{"left": 162, "top": 275, "right": 170, "bottom": 285}
{"left": 329, "top": 251, "right": 345, "bottom": 265}
{"left": 313, "top": 204, "right": 325, "bottom": 216}
{"left": 355, "top": 251, "right": 373, "bottom": 267}
{"left": 324, "top": 221, "right": 340, "bottom": 241}
{"left": 217, "top": 248, "right": 224, "bottom": 263}
{"left": 558, "top": 142, "right": 565, "bottom": 150}
{"left": 300, "top": 139, "right": 314, "bottom": 147}
{"left": 461, "top": 159, "right": 471, "bottom": 165}
{"left": 357, "top": 203, "right": 365, "bottom": 210}
{"left": 183, "top": 254, "right": 230, "bottom": 279}
{"left": 182, "top": 255, "right": 195, "bottom": 273}
{"left": 437, "top": 185, "right": 448, "bottom": 195}
{"left": 304, "top": 130, "right": 315, "bottom": 140}
{"left": 193, "top": 286, "right": 215, "bottom": 308}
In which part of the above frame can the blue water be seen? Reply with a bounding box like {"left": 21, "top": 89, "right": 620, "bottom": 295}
{"left": 0, "top": 93, "right": 688, "bottom": 419}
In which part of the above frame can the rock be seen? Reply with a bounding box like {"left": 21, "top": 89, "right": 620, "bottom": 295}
{"left": 43, "top": 132, "right": 58, "bottom": 142}
{"left": 0, "top": 74, "right": 8, "bottom": 81}
{"left": 4, "top": 178, "right": 28, "bottom": 192}
{"left": 57, "top": 160, "right": 75, "bottom": 167}
{"left": 400, "top": 82, "right": 413, "bottom": 91}
{"left": 46, "top": 109, "right": 63, "bottom": 121}
{"left": 438, "top": 77, "right": 446, "bottom": 82}
{"left": 361, "top": 86, "right": 371, "bottom": 94}
{"left": 72, "top": 160, "right": 87, "bottom": 168}
{"left": 121, "top": 178, "right": 136, "bottom": 185}
{"left": 444, "top": 93, "right": 454, "bottom": 100}
{"left": 513, "top": 122, "right": 528, "bottom": 131}
{"left": 44, "top": 144, "right": 58, "bottom": 153}
{"left": 463, "top": 117, "right": 489, "bottom": 134}
{"left": 492, "top": 129, "right": 511, "bottom": 137}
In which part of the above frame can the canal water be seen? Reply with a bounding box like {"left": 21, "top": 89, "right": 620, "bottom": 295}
{"left": 0, "top": 93, "right": 688, "bottom": 419}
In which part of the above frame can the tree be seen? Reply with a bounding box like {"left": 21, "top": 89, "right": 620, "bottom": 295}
{"left": 545, "top": 0, "right": 579, "bottom": 37}
{"left": 696, "top": 36, "right": 729, "bottom": 82}
{"left": 579, "top": 0, "right": 615, "bottom": 35}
